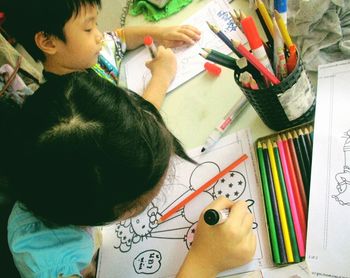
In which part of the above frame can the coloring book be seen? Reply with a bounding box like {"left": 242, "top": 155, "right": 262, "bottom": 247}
{"left": 97, "top": 130, "right": 272, "bottom": 278}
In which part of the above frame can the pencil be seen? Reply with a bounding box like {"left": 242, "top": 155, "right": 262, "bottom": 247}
{"left": 206, "top": 22, "right": 242, "bottom": 58}
{"left": 257, "top": 142, "right": 280, "bottom": 264}
{"left": 255, "top": 4, "right": 273, "bottom": 45}
{"left": 272, "top": 141, "right": 300, "bottom": 262}
{"left": 256, "top": 0, "right": 274, "bottom": 40}
{"left": 292, "top": 130, "right": 310, "bottom": 199}
{"left": 159, "top": 154, "right": 248, "bottom": 222}
{"left": 309, "top": 125, "right": 314, "bottom": 141}
{"left": 277, "top": 136, "right": 306, "bottom": 258}
{"left": 303, "top": 128, "right": 313, "bottom": 163}
{"left": 281, "top": 134, "right": 307, "bottom": 247}
{"left": 202, "top": 48, "right": 237, "bottom": 64}
{"left": 232, "top": 40, "right": 280, "bottom": 85}
{"left": 298, "top": 129, "right": 311, "bottom": 176}
{"left": 199, "top": 52, "right": 238, "bottom": 71}
{"left": 274, "top": 10, "right": 293, "bottom": 48}
{"left": 267, "top": 139, "right": 294, "bottom": 262}
{"left": 262, "top": 143, "right": 287, "bottom": 263}
{"left": 287, "top": 132, "right": 307, "bottom": 213}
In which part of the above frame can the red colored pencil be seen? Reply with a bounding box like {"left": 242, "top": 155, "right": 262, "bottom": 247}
{"left": 287, "top": 132, "right": 307, "bottom": 214}
{"left": 159, "top": 154, "right": 248, "bottom": 222}
{"left": 281, "top": 134, "right": 307, "bottom": 245}
{"left": 232, "top": 39, "right": 280, "bottom": 85}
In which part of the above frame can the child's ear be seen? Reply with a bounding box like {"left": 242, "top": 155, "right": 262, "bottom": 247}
{"left": 34, "top": 31, "right": 57, "bottom": 55}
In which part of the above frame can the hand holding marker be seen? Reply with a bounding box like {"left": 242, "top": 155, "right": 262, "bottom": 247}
{"left": 144, "top": 36, "right": 157, "bottom": 58}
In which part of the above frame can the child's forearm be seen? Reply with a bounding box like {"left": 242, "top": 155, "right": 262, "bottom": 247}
{"left": 142, "top": 74, "right": 170, "bottom": 109}
{"left": 119, "top": 26, "right": 163, "bottom": 50}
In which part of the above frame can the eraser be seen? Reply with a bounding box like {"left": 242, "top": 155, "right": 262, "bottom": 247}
{"left": 204, "top": 62, "right": 221, "bottom": 76}
{"left": 144, "top": 36, "right": 153, "bottom": 46}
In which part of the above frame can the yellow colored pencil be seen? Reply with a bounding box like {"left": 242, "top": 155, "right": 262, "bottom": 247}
{"left": 256, "top": 0, "right": 274, "bottom": 39}
{"left": 274, "top": 10, "right": 293, "bottom": 48}
{"left": 267, "top": 139, "right": 294, "bottom": 262}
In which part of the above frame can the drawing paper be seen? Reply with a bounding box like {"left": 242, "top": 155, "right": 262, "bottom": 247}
{"left": 97, "top": 130, "right": 272, "bottom": 278}
{"left": 124, "top": 0, "right": 247, "bottom": 95}
{"left": 306, "top": 59, "right": 350, "bottom": 278}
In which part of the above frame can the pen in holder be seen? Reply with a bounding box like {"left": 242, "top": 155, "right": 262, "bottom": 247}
{"left": 234, "top": 52, "right": 315, "bottom": 131}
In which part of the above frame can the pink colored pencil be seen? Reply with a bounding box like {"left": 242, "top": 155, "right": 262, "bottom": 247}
{"left": 281, "top": 135, "right": 307, "bottom": 251}
{"left": 232, "top": 40, "right": 280, "bottom": 85}
{"left": 277, "top": 136, "right": 305, "bottom": 257}
{"left": 159, "top": 154, "right": 248, "bottom": 222}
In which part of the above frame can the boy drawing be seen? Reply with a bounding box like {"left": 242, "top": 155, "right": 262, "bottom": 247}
{"left": 2, "top": 0, "right": 201, "bottom": 108}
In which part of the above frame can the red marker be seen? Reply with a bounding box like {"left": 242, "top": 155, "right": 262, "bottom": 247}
{"left": 204, "top": 62, "right": 221, "bottom": 76}
{"left": 144, "top": 36, "right": 157, "bottom": 58}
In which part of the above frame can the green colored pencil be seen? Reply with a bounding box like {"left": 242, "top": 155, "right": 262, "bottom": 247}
{"left": 257, "top": 142, "right": 281, "bottom": 264}
{"left": 273, "top": 142, "right": 301, "bottom": 262}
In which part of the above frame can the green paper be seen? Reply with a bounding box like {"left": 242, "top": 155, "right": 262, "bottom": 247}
{"left": 130, "top": 0, "right": 193, "bottom": 22}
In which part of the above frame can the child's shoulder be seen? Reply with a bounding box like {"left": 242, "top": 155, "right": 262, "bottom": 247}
{"left": 8, "top": 202, "right": 95, "bottom": 277}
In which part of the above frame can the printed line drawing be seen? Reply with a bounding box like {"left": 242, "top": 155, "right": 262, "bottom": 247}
{"left": 332, "top": 129, "right": 350, "bottom": 206}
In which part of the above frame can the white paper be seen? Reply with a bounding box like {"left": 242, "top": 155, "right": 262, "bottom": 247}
{"left": 306, "top": 59, "right": 350, "bottom": 278}
{"left": 261, "top": 261, "right": 312, "bottom": 278}
{"left": 125, "top": 0, "right": 247, "bottom": 95}
{"left": 97, "top": 130, "right": 272, "bottom": 278}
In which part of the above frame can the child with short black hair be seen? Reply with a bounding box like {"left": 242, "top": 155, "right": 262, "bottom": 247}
{"left": 2, "top": 0, "right": 201, "bottom": 108}
{"left": 2, "top": 72, "right": 256, "bottom": 278}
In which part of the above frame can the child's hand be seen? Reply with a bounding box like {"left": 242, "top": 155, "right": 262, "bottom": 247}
{"left": 155, "top": 25, "right": 201, "bottom": 48}
{"left": 145, "top": 45, "right": 177, "bottom": 84}
{"left": 177, "top": 197, "right": 256, "bottom": 277}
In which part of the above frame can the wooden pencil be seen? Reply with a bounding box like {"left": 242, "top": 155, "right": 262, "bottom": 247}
{"left": 257, "top": 142, "right": 281, "bottom": 264}
{"left": 272, "top": 141, "right": 301, "bottom": 261}
{"left": 267, "top": 139, "right": 294, "bottom": 262}
{"left": 287, "top": 132, "right": 307, "bottom": 213}
{"left": 298, "top": 129, "right": 311, "bottom": 174}
{"left": 303, "top": 127, "right": 313, "bottom": 162}
{"left": 277, "top": 135, "right": 306, "bottom": 258}
{"left": 281, "top": 134, "right": 307, "bottom": 247}
{"left": 262, "top": 143, "right": 287, "bottom": 263}
{"left": 292, "top": 130, "right": 310, "bottom": 198}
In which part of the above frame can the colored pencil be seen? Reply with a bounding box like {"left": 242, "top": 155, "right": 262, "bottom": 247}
{"left": 232, "top": 40, "right": 280, "bottom": 85}
{"left": 277, "top": 136, "right": 306, "bottom": 257}
{"left": 297, "top": 129, "right": 311, "bottom": 177}
{"left": 159, "top": 154, "right": 248, "bottom": 222}
{"left": 257, "top": 142, "right": 280, "bottom": 264}
{"left": 287, "top": 132, "right": 307, "bottom": 213}
{"left": 309, "top": 125, "right": 314, "bottom": 141}
{"left": 274, "top": 10, "right": 293, "bottom": 48}
{"left": 262, "top": 143, "right": 287, "bottom": 263}
{"left": 272, "top": 142, "right": 300, "bottom": 261}
{"left": 281, "top": 134, "right": 307, "bottom": 245}
{"left": 199, "top": 52, "right": 238, "bottom": 71}
{"left": 256, "top": 0, "right": 274, "bottom": 40}
{"left": 206, "top": 22, "right": 243, "bottom": 58}
{"left": 292, "top": 131, "right": 310, "bottom": 199}
{"left": 255, "top": 4, "right": 273, "bottom": 46}
{"left": 303, "top": 128, "right": 313, "bottom": 163}
{"left": 267, "top": 139, "right": 294, "bottom": 262}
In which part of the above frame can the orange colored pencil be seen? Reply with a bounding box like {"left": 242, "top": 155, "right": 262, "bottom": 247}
{"left": 159, "top": 154, "right": 248, "bottom": 222}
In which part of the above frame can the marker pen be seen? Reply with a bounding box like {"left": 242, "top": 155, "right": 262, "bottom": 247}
{"left": 144, "top": 36, "right": 157, "bottom": 58}
{"left": 204, "top": 208, "right": 230, "bottom": 225}
{"left": 274, "top": 0, "right": 288, "bottom": 23}
{"left": 201, "top": 96, "right": 248, "bottom": 153}
{"left": 240, "top": 16, "right": 274, "bottom": 76}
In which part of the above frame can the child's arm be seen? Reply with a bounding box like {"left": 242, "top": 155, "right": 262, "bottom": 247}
{"left": 120, "top": 25, "right": 201, "bottom": 50}
{"left": 176, "top": 197, "right": 257, "bottom": 278}
{"left": 142, "top": 45, "right": 177, "bottom": 109}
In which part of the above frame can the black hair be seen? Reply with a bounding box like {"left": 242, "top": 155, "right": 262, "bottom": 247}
{"left": 0, "top": 71, "right": 193, "bottom": 226}
{"left": 1, "top": 0, "right": 101, "bottom": 61}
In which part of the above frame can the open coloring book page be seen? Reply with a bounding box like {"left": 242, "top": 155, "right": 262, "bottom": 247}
{"left": 97, "top": 129, "right": 272, "bottom": 278}
{"left": 124, "top": 0, "right": 247, "bottom": 95}
{"left": 306, "top": 60, "right": 350, "bottom": 278}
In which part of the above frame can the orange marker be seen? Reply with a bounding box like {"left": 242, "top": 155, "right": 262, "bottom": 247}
{"left": 287, "top": 44, "right": 297, "bottom": 73}
{"left": 144, "top": 36, "right": 157, "bottom": 58}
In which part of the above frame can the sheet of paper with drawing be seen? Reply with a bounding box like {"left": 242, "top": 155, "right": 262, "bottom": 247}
{"left": 306, "top": 60, "right": 350, "bottom": 278}
{"left": 96, "top": 130, "right": 272, "bottom": 278}
{"left": 124, "top": 0, "right": 247, "bottom": 95}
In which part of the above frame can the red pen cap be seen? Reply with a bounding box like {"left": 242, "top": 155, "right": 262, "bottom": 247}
{"left": 241, "top": 16, "right": 263, "bottom": 50}
{"left": 204, "top": 62, "right": 221, "bottom": 76}
{"left": 144, "top": 36, "right": 153, "bottom": 46}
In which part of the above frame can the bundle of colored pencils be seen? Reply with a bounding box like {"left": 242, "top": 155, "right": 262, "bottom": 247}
{"left": 256, "top": 123, "right": 313, "bottom": 264}
{"left": 201, "top": 0, "right": 298, "bottom": 90}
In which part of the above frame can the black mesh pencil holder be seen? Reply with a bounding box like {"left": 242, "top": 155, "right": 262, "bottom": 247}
{"left": 234, "top": 55, "right": 315, "bottom": 131}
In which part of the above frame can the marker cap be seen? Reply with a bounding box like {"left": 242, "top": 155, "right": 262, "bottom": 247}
{"left": 204, "top": 209, "right": 220, "bottom": 225}
{"left": 204, "top": 62, "right": 222, "bottom": 76}
{"left": 144, "top": 36, "right": 153, "bottom": 46}
{"left": 241, "top": 16, "right": 263, "bottom": 50}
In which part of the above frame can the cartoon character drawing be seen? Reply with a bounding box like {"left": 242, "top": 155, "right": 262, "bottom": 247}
{"left": 332, "top": 130, "right": 350, "bottom": 206}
